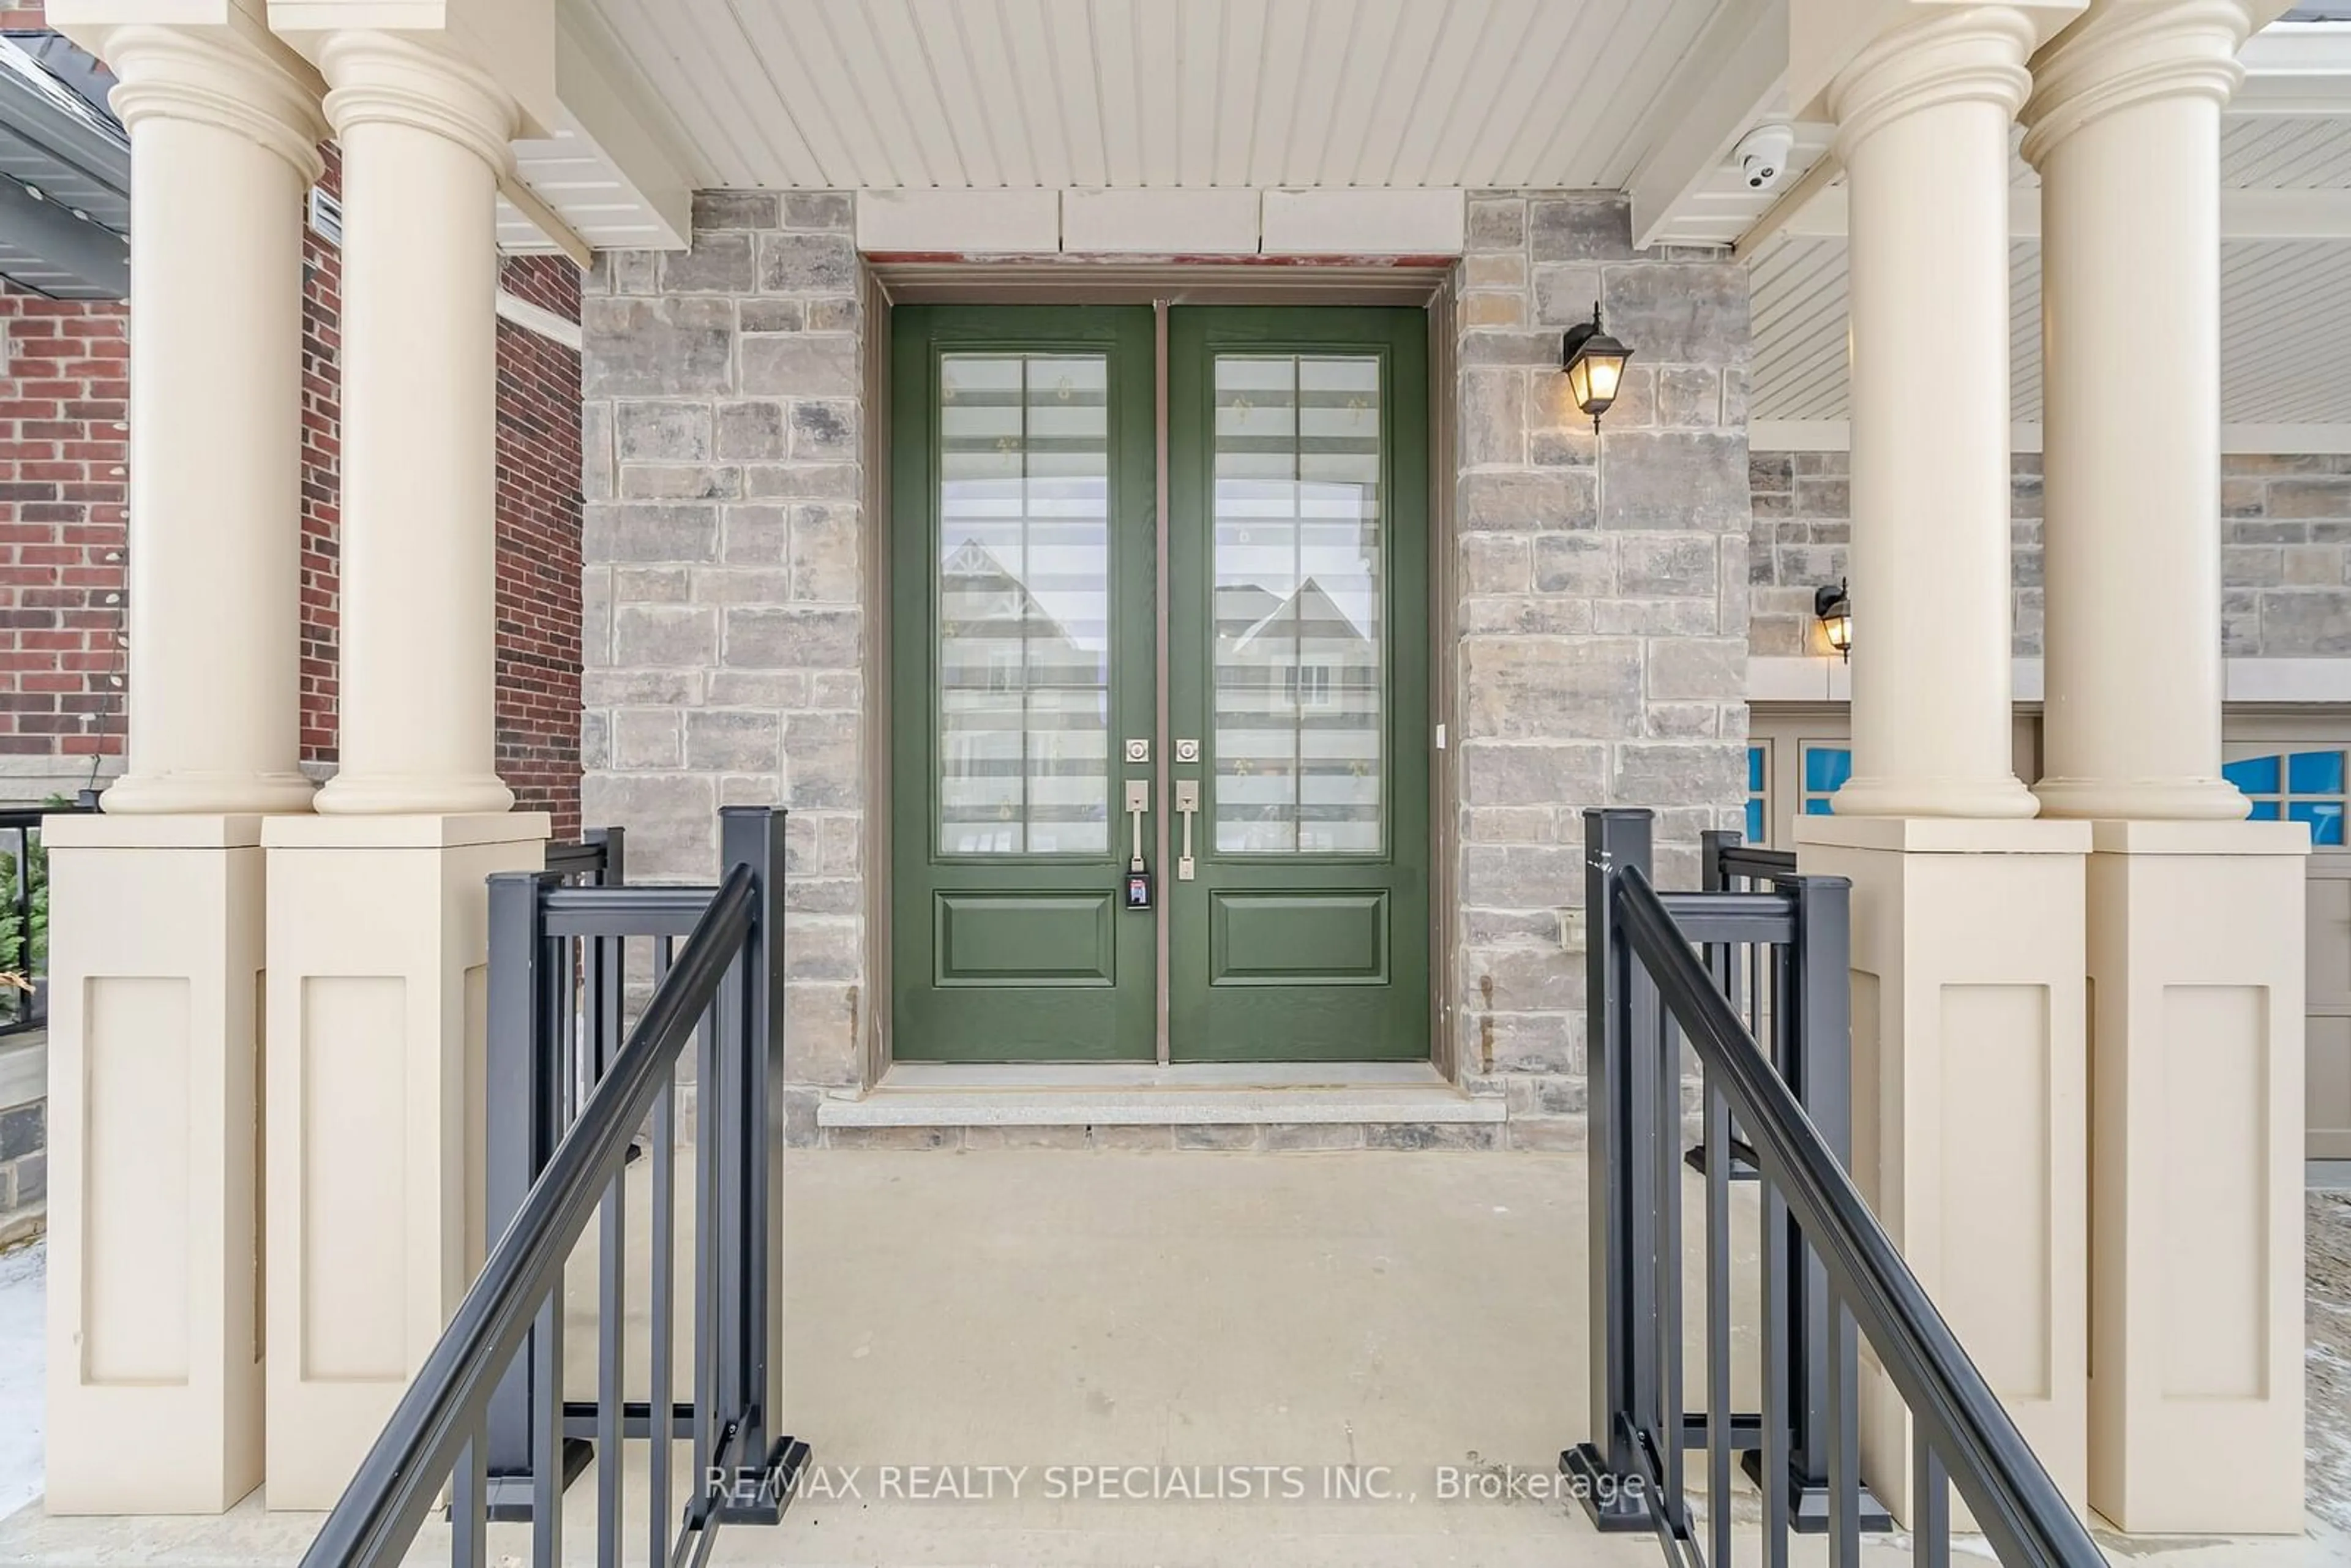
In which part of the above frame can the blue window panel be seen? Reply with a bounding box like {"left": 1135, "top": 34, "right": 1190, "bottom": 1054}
{"left": 1804, "top": 797, "right": 1834, "bottom": 816}
{"left": 1745, "top": 798, "right": 1764, "bottom": 842}
{"left": 2247, "top": 799, "right": 2282, "bottom": 821}
{"left": 1748, "top": 746, "right": 1765, "bottom": 793}
{"left": 2290, "top": 749, "right": 2346, "bottom": 795}
{"left": 2290, "top": 800, "right": 2345, "bottom": 846}
{"left": 2224, "top": 754, "right": 2281, "bottom": 795}
{"left": 1804, "top": 746, "right": 1853, "bottom": 794}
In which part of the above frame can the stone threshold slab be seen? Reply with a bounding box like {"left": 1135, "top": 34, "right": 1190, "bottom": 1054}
{"left": 819, "top": 1062, "right": 1502, "bottom": 1127}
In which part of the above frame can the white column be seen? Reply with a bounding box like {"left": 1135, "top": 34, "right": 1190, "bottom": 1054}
{"left": 1796, "top": 4, "right": 2090, "bottom": 1528}
{"left": 37, "top": 9, "right": 324, "bottom": 1514}
{"left": 255, "top": 24, "right": 547, "bottom": 1507}
{"left": 2027, "top": 0, "right": 2248, "bottom": 820}
{"left": 1829, "top": 7, "right": 2041, "bottom": 821}
{"left": 99, "top": 22, "right": 320, "bottom": 815}
{"left": 2027, "top": 2, "right": 2306, "bottom": 1534}
{"left": 310, "top": 29, "right": 514, "bottom": 817}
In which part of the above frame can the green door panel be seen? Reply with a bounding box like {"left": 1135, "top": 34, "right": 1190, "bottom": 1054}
{"left": 1166, "top": 306, "right": 1431, "bottom": 1061}
{"left": 889, "top": 306, "right": 1158, "bottom": 1061}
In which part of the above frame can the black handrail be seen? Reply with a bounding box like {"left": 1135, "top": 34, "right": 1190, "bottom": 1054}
{"left": 1615, "top": 861, "right": 2100, "bottom": 1568}
{"left": 299, "top": 866, "right": 759, "bottom": 1568}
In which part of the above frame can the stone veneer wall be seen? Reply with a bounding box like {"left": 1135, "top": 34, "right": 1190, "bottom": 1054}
{"left": 1450, "top": 192, "right": 1752, "bottom": 1143}
{"left": 580, "top": 188, "right": 1753, "bottom": 1147}
{"left": 1750, "top": 449, "right": 2351, "bottom": 659}
{"left": 579, "top": 190, "right": 868, "bottom": 1103}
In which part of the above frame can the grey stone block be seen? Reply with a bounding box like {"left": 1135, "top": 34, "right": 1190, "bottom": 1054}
{"left": 1594, "top": 598, "right": 1718, "bottom": 636}
{"left": 2269, "top": 479, "right": 2351, "bottom": 519}
{"left": 686, "top": 710, "right": 782, "bottom": 771}
{"left": 1531, "top": 264, "right": 1605, "bottom": 328}
{"left": 808, "top": 297, "right": 861, "bottom": 332}
{"left": 1656, "top": 366, "right": 1721, "bottom": 427}
{"left": 1466, "top": 197, "right": 1526, "bottom": 252}
{"left": 583, "top": 297, "right": 735, "bottom": 397}
{"left": 785, "top": 192, "right": 855, "bottom": 231}
{"left": 741, "top": 334, "right": 859, "bottom": 397}
{"left": 726, "top": 606, "right": 863, "bottom": 669}
{"left": 0, "top": 1103, "right": 40, "bottom": 1163}
{"left": 579, "top": 771, "right": 719, "bottom": 878}
{"left": 620, "top": 465, "right": 742, "bottom": 502}
{"left": 790, "top": 399, "right": 860, "bottom": 459}
{"left": 1599, "top": 431, "right": 1749, "bottom": 532}
{"left": 693, "top": 190, "right": 783, "bottom": 231}
{"left": 1460, "top": 469, "right": 1596, "bottom": 532}
{"left": 740, "top": 299, "right": 806, "bottom": 333}
{"left": 613, "top": 708, "right": 683, "bottom": 769}
{"left": 1462, "top": 741, "right": 1608, "bottom": 807}
{"left": 1646, "top": 637, "right": 1747, "bottom": 701}
{"left": 12, "top": 1150, "right": 42, "bottom": 1204}
{"left": 582, "top": 670, "right": 704, "bottom": 707}
{"left": 1614, "top": 741, "right": 1744, "bottom": 806}
{"left": 1468, "top": 945, "right": 1582, "bottom": 1011}
{"left": 1529, "top": 195, "right": 1634, "bottom": 263}
{"left": 613, "top": 604, "right": 719, "bottom": 668}
{"left": 691, "top": 566, "right": 792, "bottom": 606}
{"left": 827, "top": 1127, "right": 961, "bottom": 1150}
{"left": 1618, "top": 535, "right": 1719, "bottom": 596}
{"left": 1460, "top": 532, "right": 1531, "bottom": 595}
{"left": 746, "top": 462, "right": 861, "bottom": 501}
{"left": 2259, "top": 591, "right": 2351, "bottom": 654}
{"left": 585, "top": 502, "right": 719, "bottom": 564}
{"left": 717, "top": 401, "right": 789, "bottom": 460}
{"left": 1460, "top": 369, "right": 1526, "bottom": 467}
{"left": 1531, "top": 532, "right": 1611, "bottom": 596}
{"left": 760, "top": 233, "right": 858, "bottom": 294}
{"left": 1175, "top": 1124, "right": 1264, "bottom": 1151}
{"left": 785, "top": 915, "right": 861, "bottom": 981}
{"left": 784, "top": 710, "right": 864, "bottom": 808}
{"left": 661, "top": 231, "right": 759, "bottom": 294}
{"left": 1461, "top": 634, "right": 1643, "bottom": 740}
{"left": 1460, "top": 596, "right": 1597, "bottom": 636}
{"left": 1600, "top": 263, "right": 1749, "bottom": 365}
{"left": 723, "top": 504, "right": 793, "bottom": 566}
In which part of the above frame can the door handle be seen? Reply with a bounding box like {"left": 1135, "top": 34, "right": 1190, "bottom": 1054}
{"left": 1175, "top": 778, "right": 1199, "bottom": 880}
{"left": 1125, "top": 779, "right": 1149, "bottom": 873}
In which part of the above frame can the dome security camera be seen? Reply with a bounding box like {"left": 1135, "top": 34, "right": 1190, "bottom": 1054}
{"left": 1734, "top": 124, "right": 1796, "bottom": 192}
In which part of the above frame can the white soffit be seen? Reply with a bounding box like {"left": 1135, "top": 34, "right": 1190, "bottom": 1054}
{"left": 496, "top": 6, "right": 694, "bottom": 255}
{"left": 574, "top": 0, "right": 1728, "bottom": 192}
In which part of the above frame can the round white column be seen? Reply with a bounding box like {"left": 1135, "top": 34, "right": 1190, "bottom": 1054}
{"left": 2024, "top": 1, "right": 2252, "bottom": 821}
{"left": 99, "top": 28, "right": 323, "bottom": 815}
{"left": 311, "top": 32, "right": 515, "bottom": 817}
{"left": 1827, "top": 8, "right": 2041, "bottom": 820}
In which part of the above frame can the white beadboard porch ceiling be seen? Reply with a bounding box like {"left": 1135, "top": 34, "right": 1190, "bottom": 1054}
{"left": 572, "top": 0, "right": 1731, "bottom": 190}
{"left": 1751, "top": 116, "right": 2351, "bottom": 426}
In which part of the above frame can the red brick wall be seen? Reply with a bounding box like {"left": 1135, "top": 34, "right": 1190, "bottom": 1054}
{"left": 300, "top": 147, "right": 342, "bottom": 765}
{"left": 494, "top": 255, "right": 584, "bottom": 839}
{"left": 0, "top": 288, "right": 127, "bottom": 773}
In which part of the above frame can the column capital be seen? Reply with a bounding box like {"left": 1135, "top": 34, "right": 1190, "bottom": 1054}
{"left": 1828, "top": 6, "right": 2041, "bottom": 155}
{"left": 314, "top": 29, "right": 518, "bottom": 176}
{"left": 99, "top": 23, "right": 327, "bottom": 182}
{"left": 2022, "top": 1, "right": 2254, "bottom": 166}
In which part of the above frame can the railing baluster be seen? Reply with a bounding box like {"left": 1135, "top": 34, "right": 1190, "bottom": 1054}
{"left": 1655, "top": 995, "right": 1685, "bottom": 1537}
{"left": 1916, "top": 1430, "right": 1950, "bottom": 1568}
{"left": 598, "top": 1166, "right": 624, "bottom": 1561}
{"left": 651, "top": 1075, "right": 676, "bottom": 1564}
{"left": 451, "top": 1435, "right": 486, "bottom": 1568}
{"left": 1703, "top": 1075, "right": 1731, "bottom": 1568}
{"left": 1760, "top": 1177, "right": 1791, "bottom": 1568}
{"left": 1826, "top": 1296, "right": 1859, "bottom": 1568}
{"left": 691, "top": 952, "right": 721, "bottom": 1512}
{"left": 531, "top": 1294, "right": 564, "bottom": 1568}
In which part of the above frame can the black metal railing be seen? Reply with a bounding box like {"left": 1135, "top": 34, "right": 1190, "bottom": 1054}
{"left": 301, "top": 808, "right": 804, "bottom": 1568}
{"left": 1568, "top": 808, "right": 2099, "bottom": 1568}
{"left": 0, "top": 792, "right": 97, "bottom": 1037}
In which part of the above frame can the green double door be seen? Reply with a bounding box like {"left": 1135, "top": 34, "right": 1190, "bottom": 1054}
{"left": 890, "top": 305, "right": 1430, "bottom": 1063}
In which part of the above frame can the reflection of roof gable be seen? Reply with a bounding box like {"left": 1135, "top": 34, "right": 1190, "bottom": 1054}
{"left": 1234, "top": 577, "right": 1368, "bottom": 651}
{"left": 940, "top": 536, "right": 1076, "bottom": 646}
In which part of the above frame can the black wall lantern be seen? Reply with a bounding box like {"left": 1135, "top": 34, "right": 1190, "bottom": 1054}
{"left": 1815, "top": 579, "right": 1853, "bottom": 661}
{"left": 1561, "top": 303, "right": 1632, "bottom": 432}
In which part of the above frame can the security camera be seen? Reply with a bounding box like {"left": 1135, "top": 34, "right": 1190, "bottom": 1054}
{"left": 1733, "top": 124, "right": 1796, "bottom": 192}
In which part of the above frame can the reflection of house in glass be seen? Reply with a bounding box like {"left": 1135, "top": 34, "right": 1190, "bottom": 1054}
{"left": 939, "top": 538, "right": 1109, "bottom": 855}
{"left": 1215, "top": 576, "right": 1382, "bottom": 854}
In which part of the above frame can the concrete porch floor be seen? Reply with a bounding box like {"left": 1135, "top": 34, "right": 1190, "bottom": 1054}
{"left": 0, "top": 1152, "right": 2345, "bottom": 1566}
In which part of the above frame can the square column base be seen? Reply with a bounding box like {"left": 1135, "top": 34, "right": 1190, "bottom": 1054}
{"left": 261, "top": 811, "right": 549, "bottom": 1511}
{"left": 1794, "top": 814, "right": 2091, "bottom": 1528}
{"left": 2085, "top": 820, "right": 2307, "bottom": 1535}
{"left": 42, "top": 814, "right": 269, "bottom": 1514}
